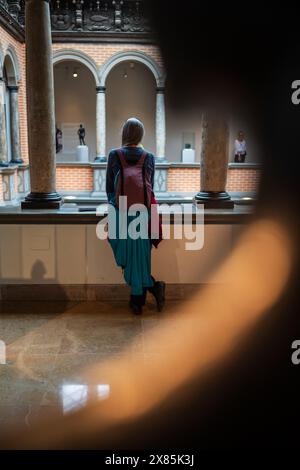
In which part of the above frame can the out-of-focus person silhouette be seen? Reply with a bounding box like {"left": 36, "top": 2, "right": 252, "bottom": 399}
{"left": 2, "top": 1, "right": 300, "bottom": 449}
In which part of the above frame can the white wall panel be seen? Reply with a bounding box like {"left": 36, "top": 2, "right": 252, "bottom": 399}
{"left": 21, "top": 225, "right": 55, "bottom": 282}
{"left": 0, "top": 225, "right": 22, "bottom": 282}
{"left": 56, "top": 225, "right": 87, "bottom": 284}
{"left": 0, "top": 224, "right": 236, "bottom": 285}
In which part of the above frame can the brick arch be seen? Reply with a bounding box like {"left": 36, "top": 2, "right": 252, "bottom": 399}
{"left": 0, "top": 41, "right": 4, "bottom": 79}
{"left": 52, "top": 49, "right": 100, "bottom": 85}
{"left": 3, "top": 45, "right": 21, "bottom": 85}
{"left": 99, "top": 50, "right": 166, "bottom": 88}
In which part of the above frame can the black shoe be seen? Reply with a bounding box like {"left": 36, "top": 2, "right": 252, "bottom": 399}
{"left": 150, "top": 281, "right": 166, "bottom": 312}
{"left": 129, "top": 302, "right": 143, "bottom": 315}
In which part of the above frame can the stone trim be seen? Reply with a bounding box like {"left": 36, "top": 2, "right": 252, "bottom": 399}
{"left": 4, "top": 44, "right": 21, "bottom": 83}
{"left": 57, "top": 162, "right": 92, "bottom": 168}
{"left": 53, "top": 49, "right": 100, "bottom": 86}
{"left": 0, "top": 5, "right": 25, "bottom": 43}
{"left": 56, "top": 162, "right": 261, "bottom": 169}
{"left": 228, "top": 163, "right": 262, "bottom": 169}
{"left": 0, "top": 283, "right": 210, "bottom": 302}
{"left": 99, "top": 50, "right": 166, "bottom": 87}
{"left": 0, "top": 208, "right": 254, "bottom": 225}
{"left": 51, "top": 32, "right": 156, "bottom": 44}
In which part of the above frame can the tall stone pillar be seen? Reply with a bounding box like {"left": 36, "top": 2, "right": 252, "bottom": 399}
{"left": 95, "top": 86, "right": 106, "bottom": 162}
{"left": 195, "top": 112, "right": 234, "bottom": 208}
{"left": 8, "top": 85, "right": 23, "bottom": 164}
{"left": 22, "top": 0, "right": 61, "bottom": 209}
{"left": 156, "top": 87, "right": 166, "bottom": 161}
{"left": 0, "top": 77, "right": 9, "bottom": 168}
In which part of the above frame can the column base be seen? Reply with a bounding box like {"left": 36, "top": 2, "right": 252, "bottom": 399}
{"left": 155, "top": 157, "right": 167, "bottom": 163}
{"left": 94, "top": 155, "right": 107, "bottom": 163}
{"left": 10, "top": 159, "right": 24, "bottom": 165}
{"left": 21, "top": 192, "right": 62, "bottom": 210}
{"left": 194, "top": 191, "right": 234, "bottom": 209}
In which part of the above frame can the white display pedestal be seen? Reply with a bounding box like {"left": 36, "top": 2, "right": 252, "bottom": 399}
{"left": 182, "top": 148, "right": 195, "bottom": 163}
{"left": 76, "top": 145, "right": 89, "bottom": 163}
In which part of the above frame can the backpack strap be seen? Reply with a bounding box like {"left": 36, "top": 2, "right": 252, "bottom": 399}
{"left": 115, "top": 149, "right": 124, "bottom": 196}
{"left": 141, "top": 151, "right": 153, "bottom": 207}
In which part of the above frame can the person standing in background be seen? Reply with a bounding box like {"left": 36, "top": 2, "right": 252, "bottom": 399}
{"left": 234, "top": 131, "right": 247, "bottom": 163}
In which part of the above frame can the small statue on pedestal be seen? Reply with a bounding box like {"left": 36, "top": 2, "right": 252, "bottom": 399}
{"left": 78, "top": 124, "right": 86, "bottom": 146}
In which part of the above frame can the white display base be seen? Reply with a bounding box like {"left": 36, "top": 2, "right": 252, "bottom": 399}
{"left": 182, "top": 148, "right": 195, "bottom": 163}
{"left": 76, "top": 145, "right": 89, "bottom": 163}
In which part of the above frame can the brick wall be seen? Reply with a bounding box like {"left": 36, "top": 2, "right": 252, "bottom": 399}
{"left": 168, "top": 168, "right": 200, "bottom": 192}
{"left": 55, "top": 165, "right": 260, "bottom": 194}
{"left": 52, "top": 43, "right": 164, "bottom": 69}
{"left": 0, "top": 26, "right": 28, "bottom": 162}
{"left": 168, "top": 167, "right": 260, "bottom": 193}
{"left": 56, "top": 166, "right": 93, "bottom": 191}
{"left": 226, "top": 168, "right": 260, "bottom": 192}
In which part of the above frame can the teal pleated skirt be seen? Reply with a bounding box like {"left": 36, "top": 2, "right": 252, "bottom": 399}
{"left": 108, "top": 209, "right": 154, "bottom": 295}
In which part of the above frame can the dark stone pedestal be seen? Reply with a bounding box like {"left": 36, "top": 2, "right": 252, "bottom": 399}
{"left": 21, "top": 192, "right": 62, "bottom": 210}
{"left": 194, "top": 191, "right": 234, "bottom": 209}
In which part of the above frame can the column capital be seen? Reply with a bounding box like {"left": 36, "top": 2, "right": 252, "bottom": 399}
{"left": 156, "top": 86, "right": 165, "bottom": 94}
{"left": 7, "top": 85, "right": 19, "bottom": 93}
{"left": 96, "top": 86, "right": 106, "bottom": 94}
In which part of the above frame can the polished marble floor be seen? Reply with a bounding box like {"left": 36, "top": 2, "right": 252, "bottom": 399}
{"left": 0, "top": 300, "right": 174, "bottom": 435}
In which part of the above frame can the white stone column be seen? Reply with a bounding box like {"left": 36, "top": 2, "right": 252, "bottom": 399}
{"left": 8, "top": 85, "right": 23, "bottom": 164}
{"left": 156, "top": 87, "right": 166, "bottom": 161}
{"left": 0, "top": 77, "right": 9, "bottom": 167}
{"left": 95, "top": 86, "right": 106, "bottom": 162}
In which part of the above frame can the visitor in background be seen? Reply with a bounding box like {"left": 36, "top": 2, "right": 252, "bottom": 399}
{"left": 106, "top": 118, "right": 165, "bottom": 315}
{"left": 234, "top": 131, "right": 247, "bottom": 163}
{"left": 55, "top": 125, "right": 63, "bottom": 154}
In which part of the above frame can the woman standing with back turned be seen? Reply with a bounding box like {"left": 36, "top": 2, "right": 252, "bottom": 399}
{"left": 106, "top": 118, "right": 165, "bottom": 315}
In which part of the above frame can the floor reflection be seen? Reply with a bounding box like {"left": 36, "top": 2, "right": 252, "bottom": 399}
{"left": 61, "top": 384, "right": 88, "bottom": 414}
{"left": 0, "top": 300, "right": 171, "bottom": 432}
{"left": 61, "top": 383, "right": 111, "bottom": 415}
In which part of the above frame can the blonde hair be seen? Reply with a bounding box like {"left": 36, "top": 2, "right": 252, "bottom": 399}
{"left": 122, "top": 118, "right": 145, "bottom": 146}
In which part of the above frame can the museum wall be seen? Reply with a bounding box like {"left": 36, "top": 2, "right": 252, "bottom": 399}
{"left": 165, "top": 103, "right": 203, "bottom": 162}
{"left": 54, "top": 61, "right": 97, "bottom": 161}
{"left": 106, "top": 60, "right": 156, "bottom": 153}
